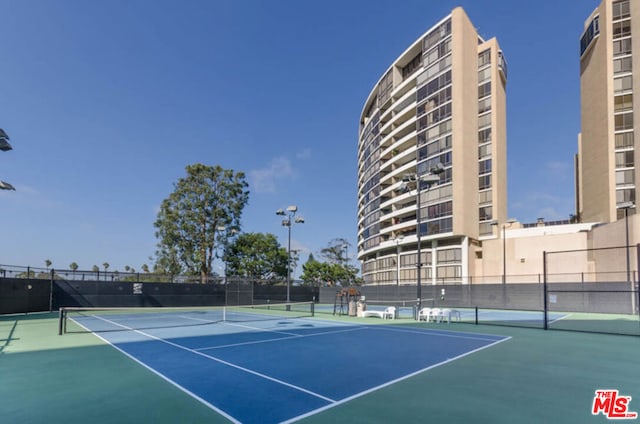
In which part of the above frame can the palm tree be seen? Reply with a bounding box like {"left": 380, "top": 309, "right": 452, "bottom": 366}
{"left": 69, "top": 262, "right": 79, "bottom": 280}
{"left": 102, "top": 262, "right": 110, "bottom": 281}
{"left": 45, "top": 259, "right": 52, "bottom": 270}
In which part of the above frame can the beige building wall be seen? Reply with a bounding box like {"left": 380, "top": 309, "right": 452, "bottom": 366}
{"left": 356, "top": 7, "right": 508, "bottom": 286}
{"left": 579, "top": 0, "right": 637, "bottom": 223}
{"left": 473, "top": 214, "right": 638, "bottom": 284}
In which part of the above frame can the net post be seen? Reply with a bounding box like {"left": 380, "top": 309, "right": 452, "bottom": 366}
{"left": 474, "top": 306, "right": 478, "bottom": 325}
{"left": 58, "top": 307, "right": 65, "bottom": 335}
{"left": 310, "top": 301, "right": 315, "bottom": 317}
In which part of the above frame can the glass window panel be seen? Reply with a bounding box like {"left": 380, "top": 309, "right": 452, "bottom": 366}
{"left": 615, "top": 94, "right": 633, "bottom": 111}
{"left": 615, "top": 132, "right": 634, "bottom": 148}
{"left": 614, "top": 57, "right": 633, "bottom": 74}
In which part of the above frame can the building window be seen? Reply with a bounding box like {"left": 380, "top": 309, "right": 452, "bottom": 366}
{"left": 614, "top": 75, "right": 633, "bottom": 92}
{"left": 616, "top": 169, "right": 635, "bottom": 186}
{"left": 615, "top": 112, "right": 634, "bottom": 130}
{"left": 478, "top": 49, "right": 491, "bottom": 67}
{"left": 479, "top": 189, "right": 492, "bottom": 204}
{"left": 479, "top": 174, "right": 492, "bottom": 190}
{"left": 479, "top": 159, "right": 492, "bottom": 174}
{"left": 614, "top": 57, "right": 633, "bottom": 74}
{"left": 478, "top": 82, "right": 491, "bottom": 99}
{"left": 479, "top": 128, "right": 492, "bottom": 144}
{"left": 580, "top": 16, "right": 600, "bottom": 56}
{"left": 615, "top": 150, "right": 634, "bottom": 167}
{"left": 613, "top": 0, "right": 631, "bottom": 20}
{"left": 615, "top": 132, "right": 634, "bottom": 148}
{"left": 612, "top": 20, "right": 631, "bottom": 39}
{"left": 400, "top": 251, "right": 432, "bottom": 266}
{"left": 479, "top": 205, "right": 493, "bottom": 221}
{"left": 425, "top": 200, "right": 452, "bottom": 220}
{"left": 478, "top": 97, "right": 492, "bottom": 114}
{"left": 423, "top": 217, "right": 453, "bottom": 236}
{"left": 402, "top": 53, "right": 423, "bottom": 81}
{"left": 614, "top": 94, "right": 633, "bottom": 111}
{"left": 478, "top": 144, "right": 492, "bottom": 159}
{"left": 478, "top": 112, "right": 492, "bottom": 128}
{"left": 423, "top": 19, "right": 452, "bottom": 52}
{"left": 613, "top": 38, "right": 632, "bottom": 57}
{"left": 616, "top": 188, "right": 636, "bottom": 203}
{"left": 437, "top": 248, "right": 461, "bottom": 264}
{"left": 436, "top": 265, "right": 461, "bottom": 279}
{"left": 478, "top": 67, "right": 491, "bottom": 83}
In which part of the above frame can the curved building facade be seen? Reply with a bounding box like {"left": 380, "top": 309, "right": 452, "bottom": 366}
{"left": 357, "top": 7, "right": 508, "bottom": 286}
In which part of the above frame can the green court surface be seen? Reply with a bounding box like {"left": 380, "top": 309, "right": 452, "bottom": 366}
{"left": 1, "top": 312, "right": 638, "bottom": 423}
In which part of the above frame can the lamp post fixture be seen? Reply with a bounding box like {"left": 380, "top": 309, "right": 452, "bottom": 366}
{"left": 619, "top": 201, "right": 636, "bottom": 284}
{"left": 491, "top": 218, "right": 517, "bottom": 284}
{"left": 0, "top": 128, "right": 15, "bottom": 191}
{"left": 398, "top": 163, "right": 444, "bottom": 316}
{"left": 276, "top": 206, "right": 304, "bottom": 303}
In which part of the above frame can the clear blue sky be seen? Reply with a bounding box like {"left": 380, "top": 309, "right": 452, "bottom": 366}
{"left": 0, "top": 0, "right": 594, "bottom": 273}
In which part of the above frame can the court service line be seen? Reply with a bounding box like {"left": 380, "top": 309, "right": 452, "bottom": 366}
{"left": 195, "top": 326, "right": 365, "bottom": 351}
{"left": 89, "top": 315, "right": 338, "bottom": 404}
{"left": 367, "top": 325, "right": 506, "bottom": 342}
{"left": 282, "top": 335, "right": 512, "bottom": 424}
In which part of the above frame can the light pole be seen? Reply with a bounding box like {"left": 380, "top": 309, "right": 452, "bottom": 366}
{"left": 619, "top": 201, "right": 636, "bottom": 283}
{"left": 276, "top": 206, "right": 304, "bottom": 303}
{"left": 398, "top": 163, "right": 444, "bottom": 315}
{"left": 216, "top": 225, "right": 238, "bottom": 286}
{"left": 394, "top": 236, "right": 403, "bottom": 286}
{"left": 491, "top": 219, "right": 517, "bottom": 284}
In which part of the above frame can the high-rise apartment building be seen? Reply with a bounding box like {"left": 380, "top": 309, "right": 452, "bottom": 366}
{"left": 578, "top": 0, "right": 638, "bottom": 222}
{"left": 357, "top": 7, "right": 507, "bottom": 285}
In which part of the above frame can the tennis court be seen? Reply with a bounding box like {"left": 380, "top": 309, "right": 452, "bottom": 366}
{"left": 59, "top": 303, "right": 508, "bottom": 423}
{"left": 1, "top": 307, "right": 639, "bottom": 423}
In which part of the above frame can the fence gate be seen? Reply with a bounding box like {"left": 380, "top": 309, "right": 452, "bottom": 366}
{"left": 225, "top": 279, "right": 253, "bottom": 306}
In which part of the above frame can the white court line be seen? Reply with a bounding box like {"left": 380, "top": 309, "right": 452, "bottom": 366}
{"left": 549, "top": 312, "right": 573, "bottom": 324}
{"left": 282, "top": 335, "right": 512, "bottom": 424}
{"left": 87, "top": 314, "right": 337, "bottom": 404}
{"left": 195, "top": 326, "right": 365, "bottom": 351}
{"left": 366, "top": 325, "right": 506, "bottom": 342}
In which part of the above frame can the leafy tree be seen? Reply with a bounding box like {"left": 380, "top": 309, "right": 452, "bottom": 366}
{"left": 154, "top": 164, "right": 249, "bottom": 283}
{"left": 91, "top": 265, "right": 99, "bottom": 273}
{"left": 321, "top": 238, "right": 350, "bottom": 264}
{"left": 300, "top": 257, "right": 331, "bottom": 286}
{"left": 224, "top": 232, "right": 288, "bottom": 282}
{"left": 141, "top": 264, "right": 150, "bottom": 273}
{"left": 301, "top": 241, "right": 361, "bottom": 286}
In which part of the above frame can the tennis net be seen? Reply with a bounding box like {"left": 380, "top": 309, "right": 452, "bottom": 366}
{"left": 58, "top": 301, "right": 315, "bottom": 334}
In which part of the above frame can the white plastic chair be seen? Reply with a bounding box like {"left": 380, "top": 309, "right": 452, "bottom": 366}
{"left": 382, "top": 306, "right": 396, "bottom": 320}
{"left": 418, "top": 307, "right": 431, "bottom": 321}
{"left": 450, "top": 309, "right": 461, "bottom": 321}
{"left": 429, "top": 308, "right": 442, "bottom": 322}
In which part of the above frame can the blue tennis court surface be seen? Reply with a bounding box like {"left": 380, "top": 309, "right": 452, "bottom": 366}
{"left": 72, "top": 313, "right": 509, "bottom": 423}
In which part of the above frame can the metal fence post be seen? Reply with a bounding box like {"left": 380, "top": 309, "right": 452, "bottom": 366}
{"left": 543, "top": 251, "right": 548, "bottom": 330}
